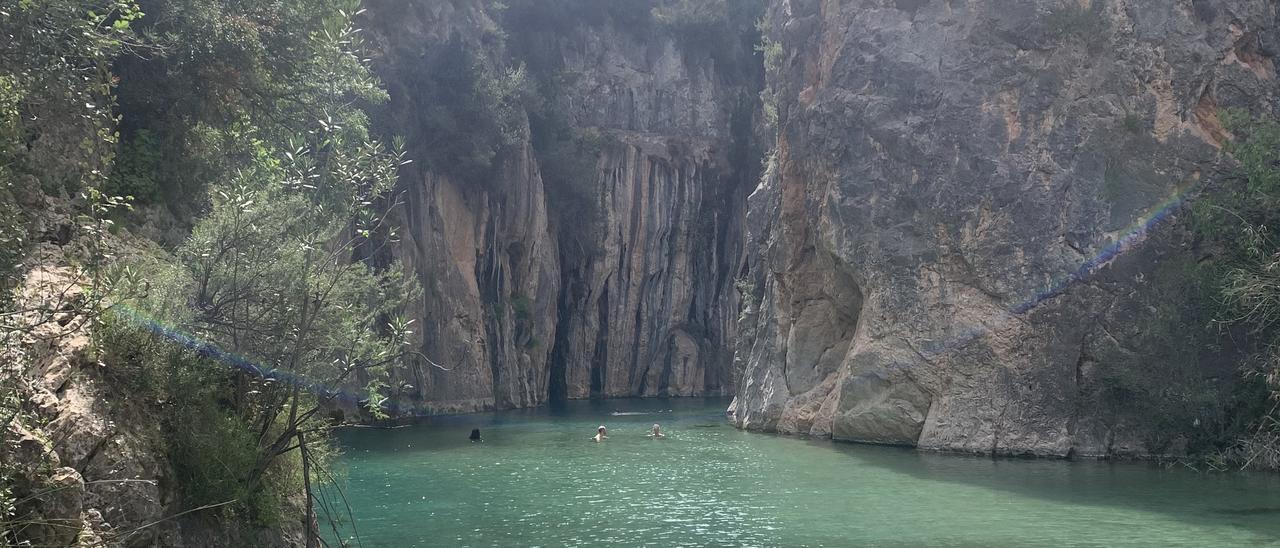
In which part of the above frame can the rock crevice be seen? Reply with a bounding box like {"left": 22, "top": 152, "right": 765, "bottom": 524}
{"left": 362, "top": 1, "right": 762, "bottom": 413}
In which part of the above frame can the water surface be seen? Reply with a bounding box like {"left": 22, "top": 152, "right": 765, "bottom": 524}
{"left": 334, "top": 398, "right": 1280, "bottom": 547}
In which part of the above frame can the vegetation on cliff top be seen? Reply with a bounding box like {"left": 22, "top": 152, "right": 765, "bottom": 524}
{"left": 2, "top": 0, "right": 419, "bottom": 544}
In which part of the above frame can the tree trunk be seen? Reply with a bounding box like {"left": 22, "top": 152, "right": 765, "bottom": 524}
{"left": 300, "top": 430, "right": 318, "bottom": 548}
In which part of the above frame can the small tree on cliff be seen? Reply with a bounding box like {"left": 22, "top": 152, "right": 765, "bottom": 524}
{"left": 99, "top": 0, "right": 422, "bottom": 542}
{"left": 124, "top": 121, "right": 418, "bottom": 543}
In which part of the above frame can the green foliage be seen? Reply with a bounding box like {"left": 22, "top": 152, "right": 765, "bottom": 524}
{"left": 95, "top": 314, "right": 299, "bottom": 524}
{"left": 74, "top": 0, "right": 419, "bottom": 534}
{"left": 652, "top": 0, "right": 765, "bottom": 77}
{"left": 411, "top": 40, "right": 533, "bottom": 185}
{"left": 651, "top": 0, "right": 762, "bottom": 39}
{"left": 0, "top": 182, "right": 27, "bottom": 306}
{"left": 528, "top": 103, "right": 607, "bottom": 259}
{"left": 1189, "top": 111, "right": 1280, "bottom": 468}
{"left": 0, "top": 0, "right": 141, "bottom": 190}
{"left": 0, "top": 0, "right": 419, "bottom": 539}
{"left": 734, "top": 276, "right": 760, "bottom": 324}
{"left": 651, "top": 0, "right": 730, "bottom": 32}
{"left": 105, "top": 129, "right": 161, "bottom": 203}
{"left": 104, "top": 127, "right": 416, "bottom": 526}
{"left": 0, "top": 479, "right": 12, "bottom": 543}
{"left": 1221, "top": 109, "right": 1280, "bottom": 198}
{"left": 0, "top": 0, "right": 140, "bottom": 299}
{"left": 1121, "top": 112, "right": 1143, "bottom": 134}
{"left": 0, "top": 379, "right": 17, "bottom": 537}
{"left": 114, "top": 0, "right": 387, "bottom": 208}
{"left": 499, "top": 0, "right": 652, "bottom": 37}
{"left": 757, "top": 32, "right": 783, "bottom": 80}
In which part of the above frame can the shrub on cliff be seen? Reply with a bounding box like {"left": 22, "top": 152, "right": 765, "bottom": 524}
{"left": 105, "top": 129, "right": 161, "bottom": 204}
{"left": 1191, "top": 111, "right": 1280, "bottom": 469}
{"left": 0, "top": 0, "right": 425, "bottom": 543}
{"left": 105, "top": 122, "right": 418, "bottom": 537}
{"left": 0, "top": 0, "right": 141, "bottom": 292}
{"left": 0, "top": 3, "right": 146, "bottom": 542}
{"left": 409, "top": 39, "right": 534, "bottom": 186}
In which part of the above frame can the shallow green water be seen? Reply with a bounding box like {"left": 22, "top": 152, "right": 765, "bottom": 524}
{"left": 333, "top": 398, "right": 1280, "bottom": 547}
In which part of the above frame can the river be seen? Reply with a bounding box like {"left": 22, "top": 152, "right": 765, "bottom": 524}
{"left": 332, "top": 398, "right": 1280, "bottom": 547}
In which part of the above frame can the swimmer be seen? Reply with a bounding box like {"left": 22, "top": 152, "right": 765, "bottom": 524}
{"left": 648, "top": 424, "right": 665, "bottom": 438}
{"left": 592, "top": 425, "right": 608, "bottom": 442}
{"left": 469, "top": 428, "right": 482, "bottom": 442}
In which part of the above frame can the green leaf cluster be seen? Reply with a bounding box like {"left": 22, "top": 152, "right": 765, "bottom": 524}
{"left": 1189, "top": 111, "right": 1280, "bottom": 468}
{"left": 0, "top": 0, "right": 422, "bottom": 534}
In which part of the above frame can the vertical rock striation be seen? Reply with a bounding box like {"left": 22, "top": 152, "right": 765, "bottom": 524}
{"left": 361, "top": 1, "right": 761, "bottom": 412}
{"left": 733, "top": 0, "right": 1278, "bottom": 456}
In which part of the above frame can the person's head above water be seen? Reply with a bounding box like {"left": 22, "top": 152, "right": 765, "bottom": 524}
{"left": 597, "top": 425, "right": 607, "bottom": 434}
{"left": 652, "top": 424, "right": 661, "bottom": 434}
{"left": 469, "top": 428, "right": 481, "bottom": 441}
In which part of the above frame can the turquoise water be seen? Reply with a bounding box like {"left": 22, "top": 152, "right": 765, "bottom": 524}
{"left": 333, "top": 398, "right": 1280, "bottom": 547}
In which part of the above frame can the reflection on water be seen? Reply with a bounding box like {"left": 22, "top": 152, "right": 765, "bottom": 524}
{"left": 333, "top": 398, "right": 1280, "bottom": 547}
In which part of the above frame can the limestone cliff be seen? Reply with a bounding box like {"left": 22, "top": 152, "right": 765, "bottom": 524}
{"left": 732, "top": 0, "right": 1279, "bottom": 457}
{"left": 360, "top": 1, "right": 762, "bottom": 413}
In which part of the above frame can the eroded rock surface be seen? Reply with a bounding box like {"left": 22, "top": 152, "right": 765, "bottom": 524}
{"left": 362, "top": 1, "right": 761, "bottom": 411}
{"left": 3, "top": 266, "right": 300, "bottom": 547}
{"left": 732, "top": 0, "right": 1279, "bottom": 457}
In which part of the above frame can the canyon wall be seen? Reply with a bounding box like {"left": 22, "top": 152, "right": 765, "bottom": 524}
{"left": 360, "top": 0, "right": 1278, "bottom": 458}
{"left": 732, "top": 0, "right": 1278, "bottom": 457}
{"left": 361, "top": 1, "right": 761, "bottom": 413}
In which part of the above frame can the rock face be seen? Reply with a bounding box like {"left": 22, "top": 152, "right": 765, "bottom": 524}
{"left": 552, "top": 135, "right": 747, "bottom": 399}
{"left": 732, "top": 0, "right": 1278, "bottom": 456}
{"left": 361, "top": 1, "right": 761, "bottom": 412}
{"left": 3, "top": 265, "right": 302, "bottom": 547}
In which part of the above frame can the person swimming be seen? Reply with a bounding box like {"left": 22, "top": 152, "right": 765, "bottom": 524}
{"left": 469, "top": 428, "right": 482, "bottom": 442}
{"left": 648, "top": 424, "right": 665, "bottom": 438}
{"left": 592, "top": 425, "right": 608, "bottom": 442}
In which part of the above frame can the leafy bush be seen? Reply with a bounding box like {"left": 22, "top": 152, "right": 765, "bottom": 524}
{"left": 106, "top": 130, "right": 161, "bottom": 203}
{"left": 652, "top": 0, "right": 765, "bottom": 77}
{"left": 0, "top": 182, "right": 28, "bottom": 305}
{"left": 651, "top": 0, "right": 730, "bottom": 32}
{"left": 1187, "top": 111, "right": 1280, "bottom": 468}
{"left": 95, "top": 315, "right": 299, "bottom": 524}
{"left": 114, "top": 0, "right": 387, "bottom": 209}
{"left": 409, "top": 40, "right": 534, "bottom": 185}
{"left": 528, "top": 102, "right": 608, "bottom": 260}
{"left": 1121, "top": 112, "right": 1143, "bottom": 134}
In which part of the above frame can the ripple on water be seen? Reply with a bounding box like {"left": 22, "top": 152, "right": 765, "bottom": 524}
{"left": 331, "top": 398, "right": 1280, "bottom": 547}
